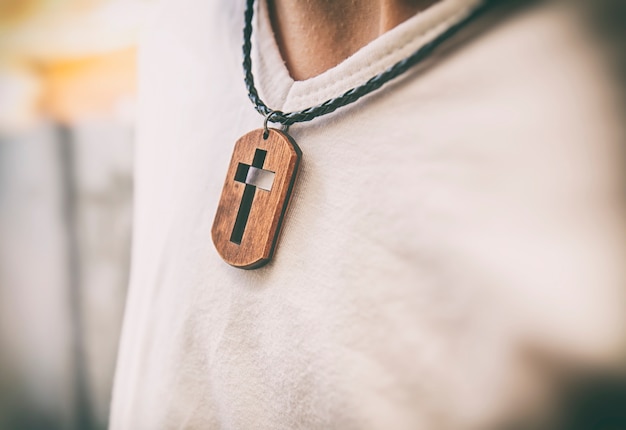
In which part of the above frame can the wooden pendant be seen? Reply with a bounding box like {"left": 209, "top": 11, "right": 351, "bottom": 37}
{"left": 212, "top": 128, "right": 302, "bottom": 269}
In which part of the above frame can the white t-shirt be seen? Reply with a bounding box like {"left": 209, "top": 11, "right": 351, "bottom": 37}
{"left": 110, "top": 0, "right": 626, "bottom": 428}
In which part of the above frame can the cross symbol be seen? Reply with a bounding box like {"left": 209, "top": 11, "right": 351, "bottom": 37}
{"left": 230, "top": 148, "right": 275, "bottom": 245}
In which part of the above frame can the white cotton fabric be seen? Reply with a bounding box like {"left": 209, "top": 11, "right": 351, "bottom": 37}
{"left": 110, "top": 0, "right": 626, "bottom": 429}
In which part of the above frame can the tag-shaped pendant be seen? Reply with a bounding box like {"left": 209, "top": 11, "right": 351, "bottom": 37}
{"left": 212, "top": 128, "right": 301, "bottom": 269}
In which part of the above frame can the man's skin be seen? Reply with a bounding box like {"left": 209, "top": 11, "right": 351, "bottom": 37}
{"left": 268, "top": 0, "right": 440, "bottom": 80}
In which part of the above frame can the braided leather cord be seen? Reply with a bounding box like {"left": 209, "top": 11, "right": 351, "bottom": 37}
{"left": 243, "top": 0, "right": 489, "bottom": 126}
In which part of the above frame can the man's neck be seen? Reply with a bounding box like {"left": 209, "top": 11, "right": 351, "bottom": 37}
{"left": 268, "top": 0, "right": 440, "bottom": 81}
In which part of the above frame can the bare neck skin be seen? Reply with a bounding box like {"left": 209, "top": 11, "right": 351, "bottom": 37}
{"left": 268, "top": 0, "right": 440, "bottom": 81}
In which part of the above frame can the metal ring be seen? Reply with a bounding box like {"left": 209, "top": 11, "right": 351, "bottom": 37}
{"left": 263, "top": 110, "right": 282, "bottom": 139}
{"left": 263, "top": 111, "right": 273, "bottom": 139}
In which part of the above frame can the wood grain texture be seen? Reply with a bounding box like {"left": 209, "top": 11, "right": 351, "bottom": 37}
{"left": 211, "top": 128, "right": 301, "bottom": 269}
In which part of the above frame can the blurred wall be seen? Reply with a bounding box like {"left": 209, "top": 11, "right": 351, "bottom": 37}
{"left": 0, "top": 1, "right": 155, "bottom": 428}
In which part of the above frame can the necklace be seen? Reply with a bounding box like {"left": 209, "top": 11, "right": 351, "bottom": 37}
{"left": 212, "top": 0, "right": 489, "bottom": 269}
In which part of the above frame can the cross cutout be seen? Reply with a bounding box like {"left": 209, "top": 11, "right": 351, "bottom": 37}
{"left": 230, "top": 149, "right": 275, "bottom": 245}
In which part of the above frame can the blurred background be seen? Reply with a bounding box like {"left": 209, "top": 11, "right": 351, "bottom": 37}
{"left": 0, "top": 0, "right": 156, "bottom": 429}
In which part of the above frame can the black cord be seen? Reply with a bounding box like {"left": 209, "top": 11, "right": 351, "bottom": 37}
{"left": 243, "top": 0, "right": 490, "bottom": 126}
